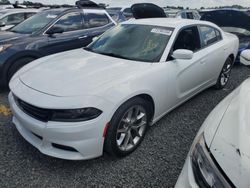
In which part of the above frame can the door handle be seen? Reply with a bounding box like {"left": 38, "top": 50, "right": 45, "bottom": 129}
{"left": 78, "top": 36, "right": 87, "bottom": 39}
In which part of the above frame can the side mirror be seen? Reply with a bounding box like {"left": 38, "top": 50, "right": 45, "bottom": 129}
{"left": 172, "top": 49, "right": 194, "bottom": 60}
{"left": 46, "top": 26, "right": 64, "bottom": 36}
{"left": 0, "top": 21, "right": 6, "bottom": 27}
{"left": 240, "top": 50, "right": 250, "bottom": 66}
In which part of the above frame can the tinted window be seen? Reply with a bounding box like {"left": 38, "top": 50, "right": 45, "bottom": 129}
{"left": 193, "top": 12, "right": 200, "bottom": 20}
{"left": 181, "top": 12, "right": 186, "bottom": 18}
{"left": 215, "top": 29, "right": 222, "bottom": 40}
{"left": 200, "top": 26, "right": 220, "bottom": 46}
{"left": 186, "top": 12, "right": 194, "bottom": 19}
{"left": 52, "top": 12, "right": 82, "bottom": 32}
{"left": 84, "top": 13, "right": 109, "bottom": 28}
{"left": 173, "top": 26, "right": 201, "bottom": 52}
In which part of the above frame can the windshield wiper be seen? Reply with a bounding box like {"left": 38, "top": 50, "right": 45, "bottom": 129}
{"left": 98, "top": 52, "right": 132, "bottom": 60}
{"left": 83, "top": 47, "right": 93, "bottom": 52}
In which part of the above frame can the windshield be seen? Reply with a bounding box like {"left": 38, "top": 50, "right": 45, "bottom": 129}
{"left": 10, "top": 10, "right": 61, "bottom": 34}
{"left": 86, "top": 24, "right": 173, "bottom": 62}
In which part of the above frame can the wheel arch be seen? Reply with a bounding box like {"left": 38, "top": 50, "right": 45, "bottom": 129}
{"left": 228, "top": 54, "right": 235, "bottom": 63}
{"left": 110, "top": 93, "right": 156, "bottom": 124}
{"left": 2, "top": 50, "right": 42, "bottom": 86}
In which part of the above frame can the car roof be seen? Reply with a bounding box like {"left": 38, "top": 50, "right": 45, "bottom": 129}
{"left": 123, "top": 18, "right": 215, "bottom": 28}
{"left": 43, "top": 7, "right": 107, "bottom": 14}
{"left": 0, "top": 8, "right": 39, "bottom": 14}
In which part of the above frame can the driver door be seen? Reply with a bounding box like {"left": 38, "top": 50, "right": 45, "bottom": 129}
{"left": 170, "top": 26, "right": 207, "bottom": 101}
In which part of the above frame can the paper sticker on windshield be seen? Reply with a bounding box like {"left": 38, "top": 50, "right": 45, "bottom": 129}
{"left": 46, "top": 14, "right": 57, "bottom": 19}
{"left": 151, "top": 28, "right": 172, "bottom": 36}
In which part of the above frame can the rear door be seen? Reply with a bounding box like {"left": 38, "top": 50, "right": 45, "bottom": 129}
{"left": 45, "top": 11, "right": 89, "bottom": 55}
{"left": 198, "top": 25, "right": 225, "bottom": 83}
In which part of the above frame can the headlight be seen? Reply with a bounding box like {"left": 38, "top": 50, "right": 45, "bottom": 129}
{"left": 191, "top": 134, "right": 233, "bottom": 187}
{"left": 0, "top": 44, "right": 12, "bottom": 52}
{"left": 51, "top": 108, "right": 102, "bottom": 122}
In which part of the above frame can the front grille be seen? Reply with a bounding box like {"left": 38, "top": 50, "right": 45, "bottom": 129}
{"left": 14, "top": 96, "right": 51, "bottom": 122}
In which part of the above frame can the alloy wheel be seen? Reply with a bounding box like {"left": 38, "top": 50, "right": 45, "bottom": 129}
{"left": 220, "top": 62, "right": 232, "bottom": 86}
{"left": 116, "top": 105, "right": 147, "bottom": 151}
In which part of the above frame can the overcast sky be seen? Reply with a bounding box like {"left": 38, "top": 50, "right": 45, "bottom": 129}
{"left": 9, "top": 0, "right": 250, "bottom": 8}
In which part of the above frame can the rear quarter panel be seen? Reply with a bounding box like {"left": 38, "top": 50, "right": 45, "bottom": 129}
{"left": 223, "top": 32, "right": 239, "bottom": 62}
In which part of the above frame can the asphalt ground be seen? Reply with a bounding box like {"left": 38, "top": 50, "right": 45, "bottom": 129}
{"left": 0, "top": 65, "right": 249, "bottom": 188}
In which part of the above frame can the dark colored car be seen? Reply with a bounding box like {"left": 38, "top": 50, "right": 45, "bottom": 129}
{"left": 201, "top": 9, "right": 250, "bottom": 63}
{"left": 0, "top": 7, "right": 116, "bottom": 87}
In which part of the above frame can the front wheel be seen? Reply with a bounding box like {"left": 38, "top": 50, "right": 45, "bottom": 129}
{"left": 214, "top": 58, "right": 233, "bottom": 89}
{"left": 104, "top": 97, "right": 151, "bottom": 157}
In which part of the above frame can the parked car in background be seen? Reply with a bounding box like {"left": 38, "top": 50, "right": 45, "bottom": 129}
{"left": 107, "top": 9, "right": 126, "bottom": 23}
{"left": 9, "top": 10, "right": 238, "bottom": 160}
{"left": 164, "top": 9, "right": 201, "bottom": 20}
{"left": 201, "top": 9, "right": 250, "bottom": 63}
{"left": 107, "top": 6, "right": 133, "bottom": 20}
{"left": 0, "top": 7, "right": 116, "bottom": 87}
{"left": 0, "top": 9, "right": 39, "bottom": 31}
{"left": 175, "top": 50, "right": 250, "bottom": 188}
{"left": 0, "top": 5, "right": 13, "bottom": 10}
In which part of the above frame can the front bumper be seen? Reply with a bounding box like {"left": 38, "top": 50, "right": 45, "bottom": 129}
{"left": 9, "top": 92, "right": 107, "bottom": 160}
{"left": 175, "top": 157, "right": 198, "bottom": 188}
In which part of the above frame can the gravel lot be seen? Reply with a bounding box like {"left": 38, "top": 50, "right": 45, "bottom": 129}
{"left": 0, "top": 65, "right": 249, "bottom": 188}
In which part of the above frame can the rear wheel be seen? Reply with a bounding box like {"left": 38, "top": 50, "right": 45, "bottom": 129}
{"left": 214, "top": 57, "right": 233, "bottom": 89}
{"left": 7, "top": 57, "right": 35, "bottom": 84}
{"left": 104, "top": 97, "right": 151, "bottom": 157}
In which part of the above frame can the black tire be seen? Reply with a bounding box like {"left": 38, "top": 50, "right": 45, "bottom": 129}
{"left": 214, "top": 57, "right": 233, "bottom": 90}
{"left": 104, "top": 97, "right": 151, "bottom": 158}
{"left": 7, "top": 57, "right": 35, "bottom": 84}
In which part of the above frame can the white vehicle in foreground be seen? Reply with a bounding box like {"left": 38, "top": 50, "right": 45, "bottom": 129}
{"left": 175, "top": 50, "right": 250, "bottom": 188}
{"left": 9, "top": 18, "right": 238, "bottom": 160}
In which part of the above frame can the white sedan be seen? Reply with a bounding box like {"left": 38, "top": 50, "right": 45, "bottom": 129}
{"left": 175, "top": 51, "right": 250, "bottom": 188}
{"left": 9, "top": 18, "right": 239, "bottom": 160}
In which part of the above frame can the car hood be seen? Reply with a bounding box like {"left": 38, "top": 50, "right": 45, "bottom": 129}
{"left": 201, "top": 10, "right": 250, "bottom": 30}
{"left": 208, "top": 78, "right": 250, "bottom": 187}
{"left": 18, "top": 49, "right": 151, "bottom": 97}
{"left": 0, "top": 31, "right": 27, "bottom": 43}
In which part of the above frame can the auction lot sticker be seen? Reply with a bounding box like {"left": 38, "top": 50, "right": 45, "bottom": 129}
{"left": 151, "top": 28, "right": 172, "bottom": 36}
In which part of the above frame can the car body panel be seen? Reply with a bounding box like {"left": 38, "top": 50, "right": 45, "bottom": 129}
{"left": 209, "top": 79, "right": 250, "bottom": 188}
